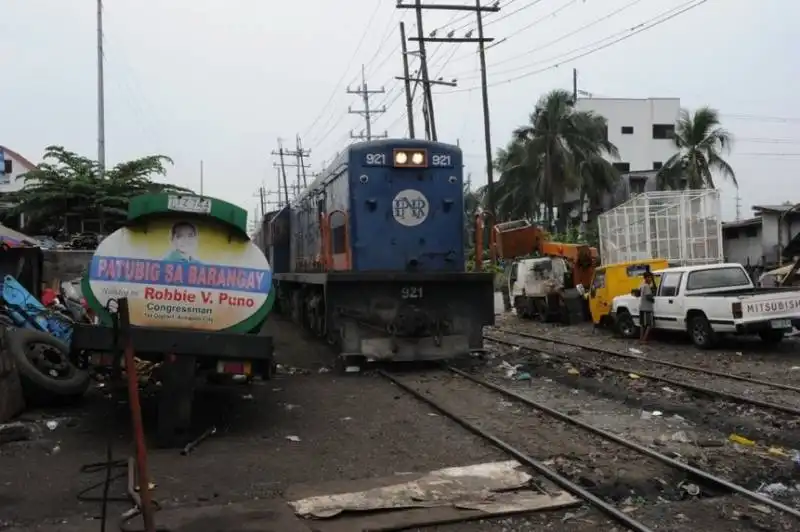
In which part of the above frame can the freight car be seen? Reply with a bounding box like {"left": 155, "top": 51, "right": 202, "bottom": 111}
{"left": 255, "top": 139, "right": 495, "bottom": 368}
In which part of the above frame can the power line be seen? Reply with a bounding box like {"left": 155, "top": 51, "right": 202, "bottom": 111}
{"left": 453, "top": 0, "right": 646, "bottom": 68}
{"left": 457, "top": 0, "right": 701, "bottom": 81}
{"left": 300, "top": 0, "right": 385, "bottom": 141}
{"left": 723, "top": 114, "right": 800, "bottom": 124}
{"left": 444, "top": 0, "right": 710, "bottom": 93}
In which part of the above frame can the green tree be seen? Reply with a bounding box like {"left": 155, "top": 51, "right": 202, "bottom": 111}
{"left": 490, "top": 89, "right": 620, "bottom": 230}
{"left": 656, "top": 106, "right": 736, "bottom": 189}
{"left": 7, "top": 146, "right": 190, "bottom": 235}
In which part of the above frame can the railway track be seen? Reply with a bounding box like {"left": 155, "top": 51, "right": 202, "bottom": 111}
{"left": 378, "top": 366, "right": 800, "bottom": 531}
{"left": 486, "top": 327, "right": 800, "bottom": 417}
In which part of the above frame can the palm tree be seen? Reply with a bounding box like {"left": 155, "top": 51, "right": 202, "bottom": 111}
{"left": 6, "top": 146, "right": 190, "bottom": 234}
{"left": 502, "top": 89, "right": 619, "bottom": 230}
{"left": 656, "top": 106, "right": 736, "bottom": 189}
{"left": 487, "top": 139, "right": 543, "bottom": 221}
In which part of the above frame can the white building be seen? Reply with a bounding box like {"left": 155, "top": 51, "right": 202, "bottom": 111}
{"left": 0, "top": 145, "right": 37, "bottom": 228}
{"left": 575, "top": 97, "right": 681, "bottom": 173}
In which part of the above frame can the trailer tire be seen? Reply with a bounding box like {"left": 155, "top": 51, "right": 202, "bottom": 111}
{"left": 5, "top": 328, "right": 90, "bottom": 399}
{"left": 688, "top": 313, "right": 716, "bottom": 349}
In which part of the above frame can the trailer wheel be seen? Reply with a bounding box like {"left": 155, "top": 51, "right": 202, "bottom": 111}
{"left": 688, "top": 314, "right": 716, "bottom": 349}
{"left": 6, "top": 328, "right": 90, "bottom": 400}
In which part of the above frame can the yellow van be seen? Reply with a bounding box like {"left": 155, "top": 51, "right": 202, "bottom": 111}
{"left": 587, "top": 258, "right": 669, "bottom": 326}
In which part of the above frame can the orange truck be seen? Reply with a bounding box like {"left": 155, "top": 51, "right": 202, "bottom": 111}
{"left": 493, "top": 220, "right": 598, "bottom": 324}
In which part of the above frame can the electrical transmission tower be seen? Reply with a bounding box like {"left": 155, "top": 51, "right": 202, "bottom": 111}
{"left": 348, "top": 65, "right": 387, "bottom": 141}
{"left": 397, "top": 0, "right": 499, "bottom": 225}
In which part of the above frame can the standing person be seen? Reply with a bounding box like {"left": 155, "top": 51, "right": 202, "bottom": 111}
{"left": 639, "top": 271, "right": 655, "bottom": 342}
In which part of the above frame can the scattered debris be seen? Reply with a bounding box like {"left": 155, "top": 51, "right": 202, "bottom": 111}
{"left": 318, "top": 367, "right": 331, "bottom": 373}
{"left": 45, "top": 420, "right": 58, "bottom": 431}
{"left": 286, "top": 435, "right": 301, "bottom": 442}
{"left": 757, "top": 482, "right": 793, "bottom": 497}
{"left": 728, "top": 433, "right": 755, "bottom": 446}
{"left": 284, "top": 403, "right": 300, "bottom": 411}
{"left": 628, "top": 373, "right": 641, "bottom": 379}
{"left": 567, "top": 368, "right": 580, "bottom": 376}
{"left": 628, "top": 348, "right": 643, "bottom": 354}
{"left": 241, "top": 393, "right": 254, "bottom": 400}
{"left": 181, "top": 426, "right": 217, "bottom": 455}
{"left": 345, "top": 366, "right": 360, "bottom": 373}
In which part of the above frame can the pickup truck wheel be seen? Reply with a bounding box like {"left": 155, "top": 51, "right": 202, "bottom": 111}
{"left": 616, "top": 312, "right": 638, "bottom": 339}
{"left": 688, "top": 314, "right": 716, "bottom": 349}
{"left": 759, "top": 330, "right": 784, "bottom": 344}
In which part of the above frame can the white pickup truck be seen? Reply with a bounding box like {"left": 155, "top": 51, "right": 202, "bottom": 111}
{"left": 611, "top": 263, "right": 800, "bottom": 348}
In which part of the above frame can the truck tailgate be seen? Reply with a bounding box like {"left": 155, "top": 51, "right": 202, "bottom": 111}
{"left": 739, "top": 291, "right": 800, "bottom": 323}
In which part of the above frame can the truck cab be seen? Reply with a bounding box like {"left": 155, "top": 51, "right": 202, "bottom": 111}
{"left": 588, "top": 258, "right": 669, "bottom": 327}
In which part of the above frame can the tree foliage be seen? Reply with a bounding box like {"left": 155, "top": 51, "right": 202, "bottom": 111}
{"left": 484, "top": 89, "right": 620, "bottom": 232}
{"left": 6, "top": 146, "right": 192, "bottom": 235}
{"left": 656, "top": 106, "right": 736, "bottom": 189}
{"left": 482, "top": 91, "right": 735, "bottom": 239}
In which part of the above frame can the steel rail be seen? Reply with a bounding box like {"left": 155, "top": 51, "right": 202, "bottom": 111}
{"left": 485, "top": 334, "right": 800, "bottom": 417}
{"left": 446, "top": 366, "right": 800, "bottom": 520}
{"left": 377, "top": 369, "right": 655, "bottom": 532}
{"left": 492, "top": 327, "right": 800, "bottom": 394}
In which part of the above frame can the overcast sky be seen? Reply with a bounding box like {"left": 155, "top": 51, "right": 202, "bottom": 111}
{"left": 2, "top": 0, "right": 797, "bottom": 224}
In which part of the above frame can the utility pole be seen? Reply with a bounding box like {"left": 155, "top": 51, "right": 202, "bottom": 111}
{"left": 398, "top": 1, "right": 499, "bottom": 219}
{"left": 735, "top": 191, "right": 742, "bottom": 221}
{"left": 199, "top": 160, "right": 204, "bottom": 195}
{"left": 414, "top": 0, "right": 435, "bottom": 140}
{"left": 281, "top": 135, "right": 312, "bottom": 190}
{"left": 270, "top": 139, "right": 290, "bottom": 206}
{"left": 399, "top": 22, "right": 415, "bottom": 138}
{"left": 347, "top": 65, "right": 387, "bottom": 141}
{"left": 394, "top": 31, "right": 457, "bottom": 141}
{"left": 573, "top": 68, "right": 578, "bottom": 103}
{"left": 96, "top": 0, "right": 106, "bottom": 177}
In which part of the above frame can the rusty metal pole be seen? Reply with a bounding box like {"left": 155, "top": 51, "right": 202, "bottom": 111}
{"left": 119, "top": 298, "right": 156, "bottom": 532}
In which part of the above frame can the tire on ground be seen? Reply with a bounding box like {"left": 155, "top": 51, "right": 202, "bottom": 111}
{"left": 5, "top": 328, "right": 90, "bottom": 398}
{"left": 615, "top": 310, "right": 638, "bottom": 339}
{"left": 687, "top": 313, "right": 716, "bottom": 349}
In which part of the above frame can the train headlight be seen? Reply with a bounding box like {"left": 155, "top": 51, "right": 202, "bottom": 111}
{"left": 393, "top": 149, "right": 427, "bottom": 168}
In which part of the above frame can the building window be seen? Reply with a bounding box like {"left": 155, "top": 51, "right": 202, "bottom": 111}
{"left": 653, "top": 161, "right": 663, "bottom": 170}
{"left": 629, "top": 178, "right": 646, "bottom": 195}
{"left": 652, "top": 124, "right": 675, "bottom": 139}
{"left": 621, "top": 126, "right": 634, "bottom": 134}
{"left": 612, "top": 162, "right": 630, "bottom": 173}
{"left": 744, "top": 226, "right": 758, "bottom": 238}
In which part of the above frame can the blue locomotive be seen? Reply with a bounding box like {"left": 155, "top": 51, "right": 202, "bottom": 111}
{"left": 255, "top": 138, "right": 495, "bottom": 366}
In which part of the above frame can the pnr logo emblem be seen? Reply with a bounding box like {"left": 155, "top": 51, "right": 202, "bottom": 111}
{"left": 392, "top": 189, "right": 429, "bottom": 227}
